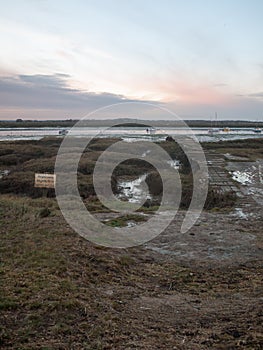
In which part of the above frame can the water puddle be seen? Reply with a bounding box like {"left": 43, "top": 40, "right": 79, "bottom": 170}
{"left": 0, "top": 170, "right": 10, "bottom": 179}
{"left": 167, "top": 160, "right": 180, "bottom": 169}
{"left": 227, "top": 161, "right": 263, "bottom": 206}
{"left": 224, "top": 153, "right": 249, "bottom": 161}
{"left": 232, "top": 208, "right": 249, "bottom": 220}
{"left": 141, "top": 150, "right": 151, "bottom": 157}
{"left": 118, "top": 174, "right": 151, "bottom": 203}
{"left": 117, "top": 159, "right": 179, "bottom": 204}
{"left": 232, "top": 170, "right": 254, "bottom": 185}
{"left": 227, "top": 161, "right": 262, "bottom": 186}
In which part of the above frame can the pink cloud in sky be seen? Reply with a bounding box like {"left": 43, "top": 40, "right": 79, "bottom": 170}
{"left": 146, "top": 77, "right": 231, "bottom": 106}
{"left": 170, "top": 84, "right": 227, "bottom": 105}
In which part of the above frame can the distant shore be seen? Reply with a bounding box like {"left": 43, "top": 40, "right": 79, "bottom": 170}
{"left": 0, "top": 119, "right": 263, "bottom": 128}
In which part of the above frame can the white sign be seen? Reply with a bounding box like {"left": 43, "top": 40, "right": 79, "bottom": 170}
{"left": 35, "top": 173, "right": 56, "bottom": 188}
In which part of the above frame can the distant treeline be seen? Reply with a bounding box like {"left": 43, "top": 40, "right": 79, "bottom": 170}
{"left": 0, "top": 118, "right": 263, "bottom": 128}
{"left": 0, "top": 120, "right": 76, "bottom": 129}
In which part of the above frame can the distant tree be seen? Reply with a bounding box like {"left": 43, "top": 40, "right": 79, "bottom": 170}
{"left": 16, "top": 118, "right": 23, "bottom": 123}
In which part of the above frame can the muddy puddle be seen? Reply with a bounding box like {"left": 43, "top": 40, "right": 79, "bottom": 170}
{"left": 227, "top": 160, "right": 263, "bottom": 205}
{"left": 117, "top": 174, "right": 151, "bottom": 204}
{"left": 0, "top": 170, "right": 10, "bottom": 179}
{"left": 117, "top": 160, "right": 179, "bottom": 204}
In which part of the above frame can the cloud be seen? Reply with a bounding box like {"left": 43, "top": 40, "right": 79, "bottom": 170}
{"left": 19, "top": 74, "right": 71, "bottom": 87}
{"left": 1, "top": 73, "right": 263, "bottom": 120}
{"left": 236, "top": 92, "right": 263, "bottom": 100}
{"left": 245, "top": 92, "right": 263, "bottom": 99}
{"left": 0, "top": 74, "right": 148, "bottom": 118}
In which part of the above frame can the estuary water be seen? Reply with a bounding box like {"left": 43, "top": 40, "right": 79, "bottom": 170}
{"left": 0, "top": 126, "right": 262, "bottom": 142}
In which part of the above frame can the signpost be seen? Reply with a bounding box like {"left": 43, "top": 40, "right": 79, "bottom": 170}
{"left": 34, "top": 173, "right": 56, "bottom": 189}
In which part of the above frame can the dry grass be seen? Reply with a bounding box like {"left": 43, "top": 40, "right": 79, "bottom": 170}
{"left": 202, "top": 138, "right": 263, "bottom": 161}
{"left": 0, "top": 196, "right": 262, "bottom": 349}
{"left": 0, "top": 137, "right": 262, "bottom": 348}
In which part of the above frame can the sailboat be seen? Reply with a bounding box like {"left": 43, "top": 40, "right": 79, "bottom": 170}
{"left": 253, "top": 119, "right": 262, "bottom": 133}
{"left": 208, "top": 112, "right": 220, "bottom": 135}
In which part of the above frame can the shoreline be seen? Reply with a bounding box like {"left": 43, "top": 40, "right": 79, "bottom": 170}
{"left": 0, "top": 119, "right": 263, "bottom": 129}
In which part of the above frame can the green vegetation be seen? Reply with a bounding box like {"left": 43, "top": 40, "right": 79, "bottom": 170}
{"left": 0, "top": 136, "right": 262, "bottom": 349}
{"left": 103, "top": 214, "right": 147, "bottom": 227}
{"left": 0, "top": 119, "right": 77, "bottom": 128}
{"left": 0, "top": 196, "right": 262, "bottom": 348}
{"left": 205, "top": 188, "right": 237, "bottom": 210}
{"left": 0, "top": 136, "right": 239, "bottom": 211}
{"left": 202, "top": 138, "right": 263, "bottom": 161}
{"left": 0, "top": 138, "right": 119, "bottom": 199}
{"left": 1, "top": 118, "right": 263, "bottom": 128}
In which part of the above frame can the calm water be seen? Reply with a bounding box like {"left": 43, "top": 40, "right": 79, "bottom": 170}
{"left": 0, "top": 126, "right": 262, "bottom": 142}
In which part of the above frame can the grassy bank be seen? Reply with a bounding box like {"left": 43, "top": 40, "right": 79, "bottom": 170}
{"left": 0, "top": 196, "right": 262, "bottom": 349}
{"left": 0, "top": 137, "right": 262, "bottom": 349}
{"left": 0, "top": 137, "right": 237, "bottom": 213}
{"left": 202, "top": 138, "right": 263, "bottom": 161}
{"left": 0, "top": 138, "right": 238, "bottom": 211}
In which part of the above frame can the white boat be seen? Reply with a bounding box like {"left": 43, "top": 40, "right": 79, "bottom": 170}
{"left": 208, "top": 128, "right": 220, "bottom": 135}
{"left": 149, "top": 128, "right": 156, "bottom": 134}
{"left": 146, "top": 127, "right": 156, "bottom": 135}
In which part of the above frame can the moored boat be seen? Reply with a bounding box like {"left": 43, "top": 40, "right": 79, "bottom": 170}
{"left": 59, "top": 129, "right": 68, "bottom": 135}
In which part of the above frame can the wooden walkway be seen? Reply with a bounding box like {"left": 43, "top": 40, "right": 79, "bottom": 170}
{"left": 204, "top": 150, "right": 239, "bottom": 192}
{"left": 204, "top": 150, "right": 259, "bottom": 211}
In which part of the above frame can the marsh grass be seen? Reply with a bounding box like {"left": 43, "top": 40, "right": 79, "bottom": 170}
{"left": 0, "top": 197, "right": 262, "bottom": 349}
{"left": 202, "top": 138, "right": 263, "bottom": 161}
{"left": 0, "top": 138, "right": 262, "bottom": 348}
{"left": 0, "top": 137, "right": 241, "bottom": 213}
{"left": 103, "top": 214, "right": 147, "bottom": 227}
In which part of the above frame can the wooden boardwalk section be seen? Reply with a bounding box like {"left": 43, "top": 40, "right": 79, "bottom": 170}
{"left": 204, "top": 150, "right": 259, "bottom": 212}
{"left": 204, "top": 150, "right": 239, "bottom": 192}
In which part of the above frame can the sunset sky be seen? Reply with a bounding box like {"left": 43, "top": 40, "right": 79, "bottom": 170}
{"left": 0, "top": 0, "right": 263, "bottom": 120}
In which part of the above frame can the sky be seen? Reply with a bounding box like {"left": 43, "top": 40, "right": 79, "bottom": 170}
{"left": 0, "top": 0, "right": 263, "bottom": 120}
